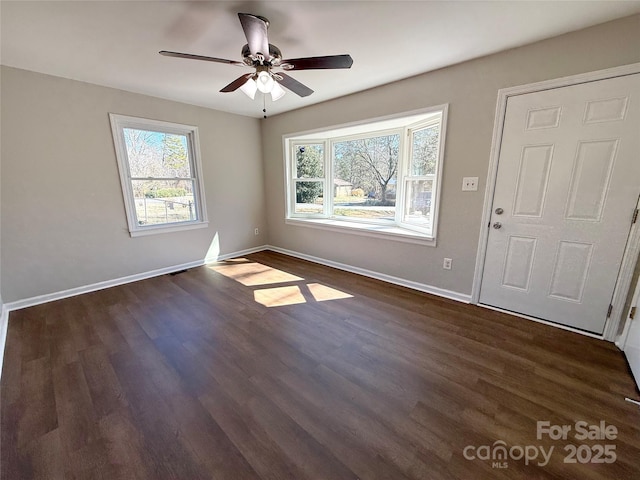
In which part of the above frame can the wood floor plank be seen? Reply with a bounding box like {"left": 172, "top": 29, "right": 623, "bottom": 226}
{"left": 198, "top": 387, "right": 308, "bottom": 480}
{"left": 17, "top": 357, "right": 58, "bottom": 450}
{"left": 276, "top": 365, "right": 451, "bottom": 480}
{"left": 249, "top": 372, "right": 415, "bottom": 480}
{"left": 108, "top": 348, "right": 212, "bottom": 480}
{"left": 2, "top": 250, "right": 639, "bottom": 479}
{"left": 311, "top": 362, "right": 454, "bottom": 463}
{"left": 52, "top": 360, "right": 100, "bottom": 454}
{"left": 243, "top": 394, "right": 359, "bottom": 480}
{"left": 79, "top": 345, "right": 128, "bottom": 419}
{"left": 77, "top": 302, "right": 128, "bottom": 355}
{"left": 97, "top": 410, "right": 153, "bottom": 480}
{"left": 23, "top": 428, "right": 65, "bottom": 480}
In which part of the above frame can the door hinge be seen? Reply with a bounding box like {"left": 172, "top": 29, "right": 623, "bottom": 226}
{"left": 633, "top": 208, "right": 639, "bottom": 224}
{"left": 607, "top": 304, "right": 613, "bottom": 318}
{"left": 631, "top": 306, "right": 637, "bottom": 320}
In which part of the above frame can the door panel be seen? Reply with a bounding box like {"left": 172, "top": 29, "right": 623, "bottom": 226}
{"left": 548, "top": 241, "right": 592, "bottom": 302}
{"left": 565, "top": 140, "right": 617, "bottom": 221}
{"left": 480, "top": 74, "right": 640, "bottom": 334}
{"left": 513, "top": 145, "right": 553, "bottom": 217}
{"left": 501, "top": 236, "right": 537, "bottom": 291}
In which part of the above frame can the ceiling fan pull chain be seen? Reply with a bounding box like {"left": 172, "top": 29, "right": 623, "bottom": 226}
{"left": 263, "top": 94, "right": 267, "bottom": 119}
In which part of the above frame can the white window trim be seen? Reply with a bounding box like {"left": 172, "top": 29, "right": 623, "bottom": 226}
{"left": 109, "top": 114, "right": 209, "bottom": 237}
{"left": 285, "top": 217, "right": 437, "bottom": 246}
{"left": 283, "top": 105, "right": 448, "bottom": 245}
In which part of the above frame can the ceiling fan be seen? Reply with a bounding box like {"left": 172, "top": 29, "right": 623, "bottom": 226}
{"left": 160, "top": 13, "right": 354, "bottom": 102}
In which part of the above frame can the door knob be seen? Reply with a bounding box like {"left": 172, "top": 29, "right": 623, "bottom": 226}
{"left": 493, "top": 222, "right": 502, "bottom": 229}
{"left": 494, "top": 207, "right": 504, "bottom": 215}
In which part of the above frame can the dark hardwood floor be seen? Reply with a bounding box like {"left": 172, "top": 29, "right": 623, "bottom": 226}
{"left": 2, "top": 250, "right": 639, "bottom": 479}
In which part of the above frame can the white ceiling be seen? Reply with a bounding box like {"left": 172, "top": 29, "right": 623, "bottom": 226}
{"left": 2, "top": 1, "right": 640, "bottom": 118}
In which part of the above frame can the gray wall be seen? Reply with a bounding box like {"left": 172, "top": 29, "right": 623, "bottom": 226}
{"left": 0, "top": 62, "right": 3, "bottom": 308}
{"left": 261, "top": 14, "right": 640, "bottom": 296}
{"left": 2, "top": 15, "right": 639, "bottom": 305}
{"left": 1, "top": 67, "right": 265, "bottom": 302}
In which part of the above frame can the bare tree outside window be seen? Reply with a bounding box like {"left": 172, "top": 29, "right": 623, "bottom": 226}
{"left": 334, "top": 134, "right": 399, "bottom": 220}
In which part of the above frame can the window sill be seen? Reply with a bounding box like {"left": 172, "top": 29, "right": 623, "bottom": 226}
{"left": 285, "top": 218, "right": 436, "bottom": 246}
{"left": 129, "top": 221, "right": 209, "bottom": 237}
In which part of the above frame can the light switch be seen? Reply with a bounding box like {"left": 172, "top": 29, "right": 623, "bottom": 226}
{"left": 462, "top": 177, "right": 478, "bottom": 191}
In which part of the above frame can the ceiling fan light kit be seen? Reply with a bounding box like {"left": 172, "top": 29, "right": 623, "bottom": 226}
{"left": 159, "top": 12, "right": 353, "bottom": 111}
{"left": 239, "top": 77, "right": 258, "bottom": 99}
{"left": 269, "top": 81, "right": 286, "bottom": 101}
{"left": 256, "top": 70, "right": 275, "bottom": 93}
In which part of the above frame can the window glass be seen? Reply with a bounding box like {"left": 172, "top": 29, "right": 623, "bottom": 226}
{"left": 403, "top": 179, "right": 433, "bottom": 226}
{"left": 294, "top": 181, "right": 324, "bottom": 214}
{"left": 333, "top": 134, "right": 399, "bottom": 221}
{"left": 410, "top": 125, "right": 439, "bottom": 176}
{"left": 296, "top": 144, "right": 324, "bottom": 178}
{"left": 131, "top": 179, "right": 196, "bottom": 226}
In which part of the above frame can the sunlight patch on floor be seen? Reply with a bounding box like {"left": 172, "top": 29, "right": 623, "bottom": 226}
{"left": 307, "top": 283, "right": 353, "bottom": 302}
{"left": 254, "top": 285, "right": 307, "bottom": 307}
{"left": 212, "top": 258, "right": 354, "bottom": 307}
{"left": 254, "top": 283, "right": 353, "bottom": 307}
{"left": 210, "top": 259, "right": 303, "bottom": 286}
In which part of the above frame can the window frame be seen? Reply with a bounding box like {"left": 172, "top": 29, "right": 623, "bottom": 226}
{"left": 398, "top": 117, "right": 445, "bottom": 235}
{"left": 109, "top": 113, "right": 208, "bottom": 237}
{"left": 284, "top": 105, "right": 448, "bottom": 245}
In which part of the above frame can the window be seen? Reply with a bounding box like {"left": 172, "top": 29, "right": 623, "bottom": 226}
{"left": 285, "top": 106, "right": 447, "bottom": 244}
{"left": 293, "top": 143, "right": 325, "bottom": 215}
{"left": 109, "top": 114, "right": 208, "bottom": 236}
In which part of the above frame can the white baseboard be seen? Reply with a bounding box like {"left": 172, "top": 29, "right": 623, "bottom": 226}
{"left": 212, "top": 245, "right": 268, "bottom": 263}
{"left": 0, "top": 304, "right": 8, "bottom": 379}
{"left": 265, "top": 245, "right": 472, "bottom": 304}
{"left": 4, "top": 245, "right": 268, "bottom": 313}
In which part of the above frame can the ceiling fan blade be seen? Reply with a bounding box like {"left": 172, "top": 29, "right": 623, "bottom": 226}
{"left": 220, "top": 74, "right": 254, "bottom": 92}
{"left": 276, "top": 73, "right": 314, "bottom": 97}
{"left": 159, "top": 50, "right": 245, "bottom": 66}
{"left": 238, "top": 13, "right": 270, "bottom": 58}
{"left": 280, "top": 55, "right": 353, "bottom": 70}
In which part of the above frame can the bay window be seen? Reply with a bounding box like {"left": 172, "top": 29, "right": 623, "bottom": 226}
{"left": 285, "top": 106, "right": 447, "bottom": 244}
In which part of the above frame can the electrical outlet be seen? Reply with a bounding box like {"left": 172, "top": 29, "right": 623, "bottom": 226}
{"left": 254, "top": 228, "right": 259, "bottom": 236}
{"left": 443, "top": 258, "right": 452, "bottom": 270}
{"left": 462, "top": 177, "right": 478, "bottom": 191}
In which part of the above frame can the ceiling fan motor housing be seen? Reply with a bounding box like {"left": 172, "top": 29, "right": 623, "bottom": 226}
{"left": 242, "top": 44, "right": 282, "bottom": 65}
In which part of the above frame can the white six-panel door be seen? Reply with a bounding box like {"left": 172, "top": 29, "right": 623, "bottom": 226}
{"left": 479, "top": 74, "right": 640, "bottom": 334}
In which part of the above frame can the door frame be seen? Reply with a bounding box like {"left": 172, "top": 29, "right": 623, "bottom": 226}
{"left": 471, "top": 62, "right": 640, "bottom": 342}
{"left": 618, "top": 262, "right": 640, "bottom": 350}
